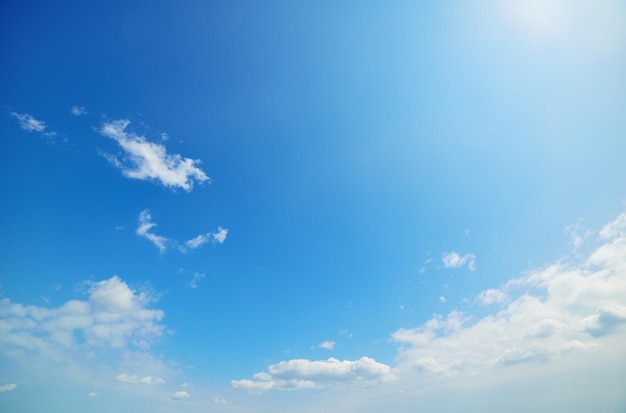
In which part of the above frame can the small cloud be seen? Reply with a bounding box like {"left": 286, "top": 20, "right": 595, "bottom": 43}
{"left": 136, "top": 210, "right": 168, "bottom": 253}
{"left": 314, "top": 341, "right": 335, "bottom": 351}
{"left": 213, "top": 227, "right": 228, "bottom": 244}
{"left": 189, "top": 272, "right": 205, "bottom": 289}
{"left": 184, "top": 226, "right": 228, "bottom": 250}
{"left": 339, "top": 329, "right": 353, "bottom": 339}
{"left": 160, "top": 132, "right": 169, "bottom": 141}
{"left": 99, "top": 119, "right": 209, "bottom": 191}
{"left": 11, "top": 112, "right": 45, "bottom": 132}
{"left": 70, "top": 106, "right": 87, "bottom": 116}
{"left": 477, "top": 288, "right": 508, "bottom": 305}
{"left": 442, "top": 251, "right": 476, "bottom": 271}
{"left": 0, "top": 384, "right": 17, "bottom": 393}
{"left": 213, "top": 397, "right": 231, "bottom": 405}
{"left": 439, "top": 296, "right": 447, "bottom": 303}
{"left": 115, "top": 373, "right": 165, "bottom": 385}
{"left": 171, "top": 391, "right": 190, "bottom": 400}
{"left": 86, "top": 392, "right": 98, "bottom": 398}
{"left": 181, "top": 382, "right": 188, "bottom": 388}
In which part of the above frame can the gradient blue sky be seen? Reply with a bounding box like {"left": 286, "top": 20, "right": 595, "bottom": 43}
{"left": 1, "top": 1, "right": 625, "bottom": 412}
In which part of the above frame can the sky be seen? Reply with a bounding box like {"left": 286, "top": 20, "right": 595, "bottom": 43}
{"left": 1, "top": 0, "right": 625, "bottom": 411}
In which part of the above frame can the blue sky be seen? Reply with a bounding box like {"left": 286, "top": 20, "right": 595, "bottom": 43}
{"left": 1, "top": 0, "right": 625, "bottom": 411}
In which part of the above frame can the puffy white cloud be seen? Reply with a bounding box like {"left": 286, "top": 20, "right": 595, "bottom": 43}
{"left": 99, "top": 119, "right": 209, "bottom": 191}
{"left": 115, "top": 373, "right": 165, "bottom": 384}
{"left": 0, "top": 276, "right": 164, "bottom": 353}
{"left": 442, "top": 251, "right": 476, "bottom": 271}
{"left": 212, "top": 227, "right": 228, "bottom": 244}
{"left": 438, "top": 296, "right": 447, "bottom": 304}
{"left": 392, "top": 211, "right": 626, "bottom": 384}
{"left": 136, "top": 210, "right": 168, "bottom": 253}
{"left": 70, "top": 106, "right": 87, "bottom": 116}
{"left": 232, "top": 357, "right": 393, "bottom": 392}
{"left": 0, "top": 384, "right": 17, "bottom": 393}
{"left": 171, "top": 391, "right": 190, "bottom": 400}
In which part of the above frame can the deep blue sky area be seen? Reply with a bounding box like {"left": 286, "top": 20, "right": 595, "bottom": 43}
{"left": 1, "top": 1, "right": 625, "bottom": 412}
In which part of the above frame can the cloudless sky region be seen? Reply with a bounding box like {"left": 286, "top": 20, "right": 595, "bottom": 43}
{"left": 1, "top": 1, "right": 625, "bottom": 412}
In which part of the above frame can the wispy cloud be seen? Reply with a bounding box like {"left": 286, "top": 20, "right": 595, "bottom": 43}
{"left": 10, "top": 112, "right": 57, "bottom": 137}
{"left": 441, "top": 251, "right": 476, "bottom": 271}
{"left": 136, "top": 209, "right": 227, "bottom": 254}
{"left": 184, "top": 226, "right": 228, "bottom": 250}
{"left": 232, "top": 357, "right": 393, "bottom": 393}
{"left": 99, "top": 119, "right": 209, "bottom": 191}
{"left": 86, "top": 392, "right": 98, "bottom": 398}
{"left": 115, "top": 373, "right": 165, "bottom": 385}
{"left": 136, "top": 210, "right": 168, "bottom": 253}
{"left": 0, "top": 384, "right": 17, "bottom": 393}
{"left": 70, "top": 106, "right": 87, "bottom": 116}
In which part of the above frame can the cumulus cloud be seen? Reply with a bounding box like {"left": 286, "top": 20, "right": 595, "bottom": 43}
{"left": 10, "top": 112, "right": 57, "bottom": 137}
{"left": 0, "top": 384, "right": 17, "bottom": 393}
{"left": 438, "top": 296, "right": 447, "bottom": 304}
{"left": 442, "top": 251, "right": 476, "bottom": 271}
{"left": 99, "top": 119, "right": 209, "bottom": 191}
{"left": 171, "top": 391, "right": 190, "bottom": 400}
{"left": 391, "top": 211, "right": 626, "bottom": 384}
{"left": 0, "top": 275, "right": 164, "bottom": 353}
{"left": 70, "top": 106, "right": 87, "bottom": 116}
{"left": 232, "top": 357, "right": 393, "bottom": 393}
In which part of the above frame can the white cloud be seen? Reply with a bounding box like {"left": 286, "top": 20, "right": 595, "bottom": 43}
{"left": 136, "top": 210, "right": 168, "bottom": 253}
{"left": 137, "top": 209, "right": 227, "bottom": 254}
{"left": 11, "top": 112, "right": 46, "bottom": 132}
{"left": 391, "top": 211, "right": 626, "bottom": 388}
{"left": 212, "top": 227, "right": 228, "bottom": 244}
{"left": 189, "top": 272, "right": 205, "bottom": 289}
{"left": 86, "top": 392, "right": 98, "bottom": 398}
{"left": 115, "top": 373, "right": 165, "bottom": 385}
{"left": 339, "top": 329, "right": 353, "bottom": 339}
{"left": 99, "top": 119, "right": 209, "bottom": 191}
{"left": 184, "top": 226, "right": 228, "bottom": 249}
{"left": 476, "top": 288, "right": 508, "bottom": 305}
{"left": 0, "top": 275, "right": 164, "bottom": 353}
{"left": 171, "top": 391, "right": 190, "bottom": 400}
{"left": 442, "top": 251, "right": 476, "bottom": 271}
{"left": 315, "top": 341, "right": 335, "bottom": 351}
{"left": 10, "top": 112, "right": 57, "bottom": 137}
{"left": 438, "top": 296, "right": 447, "bottom": 303}
{"left": 70, "top": 106, "right": 87, "bottom": 116}
{"left": 0, "top": 384, "right": 17, "bottom": 393}
{"left": 232, "top": 357, "right": 393, "bottom": 393}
